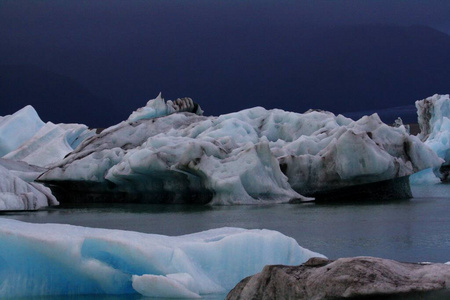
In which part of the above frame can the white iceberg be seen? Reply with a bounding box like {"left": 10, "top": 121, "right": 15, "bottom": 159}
{"left": 0, "top": 105, "right": 92, "bottom": 210}
{"left": 411, "top": 94, "right": 450, "bottom": 184}
{"left": 40, "top": 95, "right": 441, "bottom": 204}
{"left": 0, "top": 219, "right": 323, "bottom": 298}
{"left": 0, "top": 162, "right": 58, "bottom": 210}
{"left": 0, "top": 105, "right": 94, "bottom": 167}
{"left": 0, "top": 105, "right": 45, "bottom": 157}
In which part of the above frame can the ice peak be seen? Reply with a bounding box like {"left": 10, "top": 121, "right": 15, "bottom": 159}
{"left": 128, "top": 94, "right": 203, "bottom": 122}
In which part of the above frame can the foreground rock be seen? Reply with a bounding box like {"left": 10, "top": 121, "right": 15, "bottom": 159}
{"left": 227, "top": 257, "right": 450, "bottom": 300}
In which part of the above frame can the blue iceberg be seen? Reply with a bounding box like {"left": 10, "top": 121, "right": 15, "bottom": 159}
{"left": 0, "top": 219, "right": 323, "bottom": 298}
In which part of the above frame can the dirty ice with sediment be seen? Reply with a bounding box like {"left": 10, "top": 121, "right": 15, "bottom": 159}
{"left": 0, "top": 94, "right": 444, "bottom": 209}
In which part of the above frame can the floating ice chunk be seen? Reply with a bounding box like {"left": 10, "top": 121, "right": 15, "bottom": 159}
{"left": 278, "top": 113, "right": 441, "bottom": 194}
{"left": 417, "top": 94, "right": 450, "bottom": 142}
{"left": 411, "top": 94, "right": 450, "bottom": 182}
{"left": 0, "top": 219, "right": 323, "bottom": 297}
{"left": 409, "top": 168, "right": 441, "bottom": 185}
{"left": 40, "top": 103, "right": 441, "bottom": 204}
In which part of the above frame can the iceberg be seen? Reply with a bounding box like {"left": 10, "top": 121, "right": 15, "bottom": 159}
{"left": 0, "top": 105, "right": 92, "bottom": 210}
{"left": 0, "top": 105, "right": 93, "bottom": 167}
{"left": 0, "top": 162, "right": 58, "bottom": 210}
{"left": 411, "top": 94, "right": 450, "bottom": 183}
{"left": 0, "top": 105, "right": 45, "bottom": 157}
{"left": 39, "top": 95, "right": 441, "bottom": 204}
{"left": 0, "top": 219, "right": 323, "bottom": 297}
{"left": 0, "top": 157, "right": 46, "bottom": 182}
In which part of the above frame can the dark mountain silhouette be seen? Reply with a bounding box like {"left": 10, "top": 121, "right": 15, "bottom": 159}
{"left": 284, "top": 25, "right": 450, "bottom": 120}
{"left": 1, "top": 24, "right": 450, "bottom": 125}
{"left": 179, "top": 24, "right": 449, "bottom": 122}
{"left": 0, "top": 64, "right": 122, "bottom": 127}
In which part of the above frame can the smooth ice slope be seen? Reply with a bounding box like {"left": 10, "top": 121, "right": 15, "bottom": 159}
{"left": 0, "top": 105, "right": 45, "bottom": 156}
{"left": 411, "top": 94, "right": 450, "bottom": 184}
{"left": 0, "top": 105, "right": 93, "bottom": 167}
{"left": 0, "top": 219, "right": 323, "bottom": 298}
{"left": 40, "top": 95, "right": 441, "bottom": 204}
{"left": 4, "top": 121, "right": 93, "bottom": 167}
{"left": 0, "top": 105, "right": 92, "bottom": 209}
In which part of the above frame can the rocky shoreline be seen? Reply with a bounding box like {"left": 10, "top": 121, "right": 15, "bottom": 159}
{"left": 226, "top": 257, "right": 450, "bottom": 300}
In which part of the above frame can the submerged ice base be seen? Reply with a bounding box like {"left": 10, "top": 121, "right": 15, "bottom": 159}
{"left": 0, "top": 219, "right": 323, "bottom": 298}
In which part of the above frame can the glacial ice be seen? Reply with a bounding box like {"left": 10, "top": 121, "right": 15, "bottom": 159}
{"left": 39, "top": 95, "right": 441, "bottom": 204}
{"left": 0, "top": 105, "right": 92, "bottom": 210}
{"left": 0, "top": 158, "right": 46, "bottom": 182}
{"left": 0, "top": 105, "right": 45, "bottom": 157}
{"left": 0, "top": 219, "right": 323, "bottom": 298}
{"left": 0, "top": 105, "right": 93, "bottom": 167}
{"left": 410, "top": 94, "right": 450, "bottom": 184}
{"left": 0, "top": 162, "right": 58, "bottom": 210}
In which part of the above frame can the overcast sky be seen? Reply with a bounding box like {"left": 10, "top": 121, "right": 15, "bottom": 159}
{"left": 1, "top": 1, "right": 450, "bottom": 126}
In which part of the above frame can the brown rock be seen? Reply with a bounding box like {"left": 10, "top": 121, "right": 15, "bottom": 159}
{"left": 226, "top": 256, "right": 450, "bottom": 300}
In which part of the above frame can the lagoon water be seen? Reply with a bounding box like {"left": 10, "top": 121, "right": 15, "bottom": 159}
{"left": 1, "top": 184, "right": 449, "bottom": 299}
{"left": 2, "top": 184, "right": 449, "bottom": 265}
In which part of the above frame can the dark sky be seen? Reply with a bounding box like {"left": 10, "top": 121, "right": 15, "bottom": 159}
{"left": 1, "top": 1, "right": 450, "bottom": 126}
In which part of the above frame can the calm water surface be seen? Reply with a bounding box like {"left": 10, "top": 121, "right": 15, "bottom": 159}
{"left": 2, "top": 184, "right": 449, "bottom": 264}
{"left": 1, "top": 184, "right": 449, "bottom": 299}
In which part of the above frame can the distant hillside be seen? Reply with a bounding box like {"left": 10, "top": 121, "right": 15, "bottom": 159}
{"left": 1, "top": 24, "right": 450, "bottom": 125}
{"left": 210, "top": 24, "right": 450, "bottom": 121}
{"left": 282, "top": 25, "right": 450, "bottom": 118}
{"left": 0, "top": 64, "right": 122, "bottom": 127}
{"left": 49, "top": 24, "right": 450, "bottom": 123}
